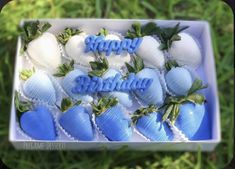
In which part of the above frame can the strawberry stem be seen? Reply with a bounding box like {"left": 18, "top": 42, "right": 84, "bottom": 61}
{"left": 14, "top": 91, "right": 31, "bottom": 119}
{"left": 165, "top": 60, "right": 179, "bottom": 71}
{"left": 88, "top": 57, "right": 109, "bottom": 77}
{"left": 131, "top": 105, "right": 159, "bottom": 124}
{"left": 97, "top": 28, "right": 109, "bottom": 36}
{"left": 91, "top": 96, "right": 118, "bottom": 116}
{"left": 57, "top": 28, "right": 83, "bottom": 45}
{"left": 54, "top": 60, "right": 75, "bottom": 77}
{"left": 125, "top": 55, "right": 144, "bottom": 74}
{"left": 20, "top": 68, "right": 35, "bottom": 81}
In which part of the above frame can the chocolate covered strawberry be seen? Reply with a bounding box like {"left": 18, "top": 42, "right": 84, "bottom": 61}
{"left": 59, "top": 98, "right": 94, "bottom": 141}
{"left": 162, "top": 79, "right": 208, "bottom": 140}
{"left": 57, "top": 28, "right": 95, "bottom": 67}
{"left": 15, "top": 92, "right": 56, "bottom": 140}
{"left": 165, "top": 60, "right": 193, "bottom": 96}
{"left": 91, "top": 97, "right": 132, "bottom": 141}
{"left": 132, "top": 105, "right": 173, "bottom": 141}
{"left": 88, "top": 57, "right": 134, "bottom": 108}
{"left": 54, "top": 60, "right": 93, "bottom": 103}
{"left": 20, "top": 68, "right": 57, "bottom": 105}
{"left": 125, "top": 56, "right": 165, "bottom": 106}
{"left": 21, "top": 21, "right": 61, "bottom": 72}
{"left": 126, "top": 22, "right": 165, "bottom": 69}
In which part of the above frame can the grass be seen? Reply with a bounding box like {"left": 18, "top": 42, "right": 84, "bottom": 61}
{"left": 0, "top": 0, "right": 233, "bottom": 169}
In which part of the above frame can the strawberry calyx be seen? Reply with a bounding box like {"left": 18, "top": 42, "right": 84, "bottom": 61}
{"left": 97, "top": 28, "right": 109, "bottom": 36}
{"left": 57, "top": 28, "right": 83, "bottom": 45}
{"left": 14, "top": 91, "right": 31, "bottom": 119}
{"left": 165, "top": 60, "right": 180, "bottom": 71}
{"left": 88, "top": 57, "right": 109, "bottom": 77}
{"left": 60, "top": 97, "right": 82, "bottom": 112}
{"left": 54, "top": 60, "right": 75, "bottom": 77}
{"left": 91, "top": 96, "right": 118, "bottom": 116}
{"left": 162, "top": 79, "right": 208, "bottom": 124}
{"left": 131, "top": 105, "right": 159, "bottom": 124}
{"left": 126, "top": 22, "right": 160, "bottom": 39}
{"left": 21, "top": 20, "right": 51, "bottom": 50}
{"left": 20, "top": 67, "right": 35, "bottom": 81}
{"left": 125, "top": 55, "right": 144, "bottom": 75}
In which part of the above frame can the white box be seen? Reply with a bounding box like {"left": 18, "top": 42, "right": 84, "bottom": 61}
{"left": 9, "top": 19, "right": 221, "bottom": 151}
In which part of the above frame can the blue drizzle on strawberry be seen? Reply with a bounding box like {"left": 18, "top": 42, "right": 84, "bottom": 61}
{"left": 20, "top": 69, "right": 57, "bottom": 105}
{"left": 59, "top": 102, "right": 94, "bottom": 141}
{"left": 92, "top": 97, "right": 132, "bottom": 141}
{"left": 20, "top": 105, "right": 57, "bottom": 140}
{"left": 132, "top": 105, "right": 173, "bottom": 141}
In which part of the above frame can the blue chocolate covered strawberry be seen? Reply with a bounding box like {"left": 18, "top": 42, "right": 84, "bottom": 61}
{"left": 91, "top": 96, "right": 132, "bottom": 141}
{"left": 54, "top": 60, "right": 93, "bottom": 102}
{"left": 20, "top": 68, "right": 57, "bottom": 105}
{"left": 164, "top": 60, "right": 193, "bottom": 96}
{"left": 88, "top": 57, "right": 134, "bottom": 108}
{"left": 125, "top": 55, "right": 165, "bottom": 106}
{"left": 15, "top": 92, "right": 56, "bottom": 140}
{"left": 162, "top": 79, "right": 208, "bottom": 140}
{"left": 132, "top": 105, "right": 173, "bottom": 141}
{"left": 59, "top": 98, "right": 94, "bottom": 141}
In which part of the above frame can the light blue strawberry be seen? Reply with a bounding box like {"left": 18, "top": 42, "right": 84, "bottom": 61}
{"left": 59, "top": 101, "right": 94, "bottom": 141}
{"left": 20, "top": 69, "right": 56, "bottom": 105}
{"left": 174, "top": 102, "right": 207, "bottom": 140}
{"left": 92, "top": 97, "right": 132, "bottom": 141}
{"left": 20, "top": 105, "right": 57, "bottom": 140}
{"left": 54, "top": 60, "right": 93, "bottom": 103}
{"left": 125, "top": 56, "right": 164, "bottom": 106}
{"left": 89, "top": 58, "right": 134, "bottom": 108}
{"left": 165, "top": 66, "right": 193, "bottom": 96}
{"left": 132, "top": 105, "right": 173, "bottom": 141}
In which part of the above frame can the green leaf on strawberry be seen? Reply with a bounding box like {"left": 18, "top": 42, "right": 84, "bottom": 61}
{"left": 57, "top": 28, "right": 83, "bottom": 45}
{"left": 125, "top": 55, "right": 144, "bottom": 74}
{"left": 14, "top": 91, "right": 31, "bottom": 119}
{"left": 165, "top": 60, "right": 179, "bottom": 71}
{"left": 60, "top": 97, "right": 82, "bottom": 112}
{"left": 131, "top": 105, "right": 159, "bottom": 124}
{"left": 97, "top": 28, "right": 109, "bottom": 36}
{"left": 54, "top": 60, "right": 75, "bottom": 77}
{"left": 91, "top": 96, "right": 118, "bottom": 116}
{"left": 188, "top": 79, "right": 208, "bottom": 95}
{"left": 88, "top": 57, "right": 109, "bottom": 77}
{"left": 20, "top": 67, "right": 35, "bottom": 81}
{"left": 21, "top": 20, "right": 51, "bottom": 50}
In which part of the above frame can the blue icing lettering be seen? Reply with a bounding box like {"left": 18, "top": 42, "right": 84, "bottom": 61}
{"left": 84, "top": 35, "right": 142, "bottom": 56}
{"left": 71, "top": 73, "right": 152, "bottom": 94}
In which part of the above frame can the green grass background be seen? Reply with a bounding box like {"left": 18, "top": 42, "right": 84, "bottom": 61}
{"left": 0, "top": 0, "right": 233, "bottom": 169}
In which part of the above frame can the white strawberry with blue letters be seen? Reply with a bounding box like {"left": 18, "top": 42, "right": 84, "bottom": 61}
{"left": 125, "top": 55, "right": 165, "bottom": 106}
{"left": 22, "top": 21, "right": 61, "bottom": 72}
{"left": 57, "top": 28, "right": 95, "bottom": 67}
{"left": 97, "top": 28, "right": 131, "bottom": 69}
{"left": 126, "top": 22, "right": 165, "bottom": 69}
{"left": 20, "top": 68, "right": 57, "bottom": 105}
{"left": 88, "top": 57, "right": 134, "bottom": 108}
{"left": 162, "top": 79, "right": 208, "bottom": 140}
{"left": 54, "top": 60, "right": 93, "bottom": 103}
{"left": 132, "top": 105, "right": 173, "bottom": 141}
{"left": 92, "top": 96, "right": 132, "bottom": 141}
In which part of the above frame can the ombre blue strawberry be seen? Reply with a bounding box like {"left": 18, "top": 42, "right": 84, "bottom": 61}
{"left": 20, "top": 68, "right": 57, "bottom": 105}
{"left": 164, "top": 60, "right": 193, "bottom": 96}
{"left": 91, "top": 96, "right": 132, "bottom": 141}
{"left": 58, "top": 98, "right": 94, "bottom": 141}
{"left": 132, "top": 105, "right": 173, "bottom": 141}
{"left": 88, "top": 57, "right": 134, "bottom": 108}
{"left": 54, "top": 60, "right": 93, "bottom": 103}
{"left": 162, "top": 79, "right": 208, "bottom": 140}
{"left": 125, "top": 55, "right": 165, "bottom": 106}
{"left": 15, "top": 92, "right": 57, "bottom": 140}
